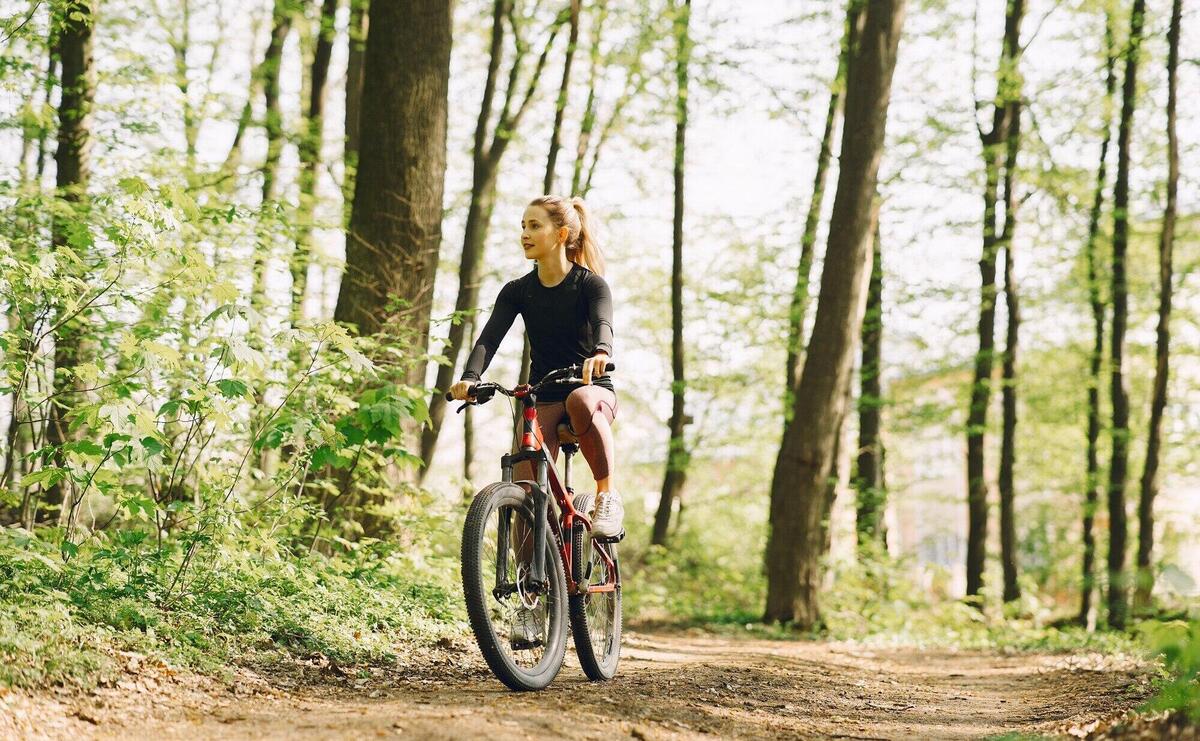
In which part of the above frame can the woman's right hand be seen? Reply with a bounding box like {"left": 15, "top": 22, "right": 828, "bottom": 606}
{"left": 449, "top": 380, "right": 477, "bottom": 401}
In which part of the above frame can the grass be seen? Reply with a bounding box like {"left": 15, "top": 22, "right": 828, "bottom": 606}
{"left": 0, "top": 526, "right": 467, "bottom": 690}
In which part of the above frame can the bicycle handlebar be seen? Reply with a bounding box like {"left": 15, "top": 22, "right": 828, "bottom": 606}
{"left": 444, "top": 361, "right": 617, "bottom": 403}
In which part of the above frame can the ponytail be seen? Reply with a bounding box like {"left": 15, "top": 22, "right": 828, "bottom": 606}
{"left": 569, "top": 197, "right": 606, "bottom": 276}
{"left": 528, "top": 194, "right": 606, "bottom": 276}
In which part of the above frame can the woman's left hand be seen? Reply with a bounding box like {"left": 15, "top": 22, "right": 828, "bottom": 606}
{"left": 582, "top": 352, "right": 609, "bottom": 385}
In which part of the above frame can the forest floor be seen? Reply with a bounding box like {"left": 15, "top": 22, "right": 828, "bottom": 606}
{"left": 1, "top": 628, "right": 1167, "bottom": 740}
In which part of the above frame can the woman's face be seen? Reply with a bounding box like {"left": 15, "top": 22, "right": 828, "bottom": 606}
{"left": 521, "top": 205, "right": 567, "bottom": 261}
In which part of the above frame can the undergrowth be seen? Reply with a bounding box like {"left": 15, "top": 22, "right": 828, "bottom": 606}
{"left": 0, "top": 524, "right": 465, "bottom": 690}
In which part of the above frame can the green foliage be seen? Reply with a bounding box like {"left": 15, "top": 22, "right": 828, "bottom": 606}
{"left": 1140, "top": 620, "right": 1200, "bottom": 721}
{"left": 0, "top": 524, "right": 464, "bottom": 690}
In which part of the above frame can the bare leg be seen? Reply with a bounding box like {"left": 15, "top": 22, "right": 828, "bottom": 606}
{"left": 564, "top": 387, "right": 618, "bottom": 494}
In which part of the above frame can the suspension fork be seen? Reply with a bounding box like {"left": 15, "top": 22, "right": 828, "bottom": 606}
{"left": 518, "top": 394, "right": 551, "bottom": 587}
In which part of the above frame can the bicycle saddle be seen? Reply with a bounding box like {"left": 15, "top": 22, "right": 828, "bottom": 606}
{"left": 557, "top": 422, "right": 579, "bottom": 445}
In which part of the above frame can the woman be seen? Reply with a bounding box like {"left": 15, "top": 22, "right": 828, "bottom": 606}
{"left": 449, "top": 195, "right": 624, "bottom": 541}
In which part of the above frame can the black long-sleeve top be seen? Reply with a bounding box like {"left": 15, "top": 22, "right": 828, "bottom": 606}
{"left": 461, "top": 264, "right": 614, "bottom": 403}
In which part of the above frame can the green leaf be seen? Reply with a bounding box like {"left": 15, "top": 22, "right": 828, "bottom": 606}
{"left": 215, "top": 379, "right": 249, "bottom": 398}
{"left": 21, "top": 467, "right": 68, "bottom": 488}
{"left": 62, "top": 440, "right": 106, "bottom": 457}
{"left": 140, "top": 437, "right": 165, "bottom": 456}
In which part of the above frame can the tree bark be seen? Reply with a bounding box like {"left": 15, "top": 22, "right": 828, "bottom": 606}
{"left": 45, "top": 0, "right": 97, "bottom": 517}
{"left": 250, "top": 0, "right": 294, "bottom": 321}
{"left": 652, "top": 0, "right": 692, "bottom": 547}
{"left": 764, "top": 0, "right": 906, "bottom": 628}
{"left": 292, "top": 0, "right": 340, "bottom": 325}
{"left": 333, "top": 0, "right": 452, "bottom": 382}
{"left": 1106, "top": 0, "right": 1146, "bottom": 632}
{"left": 1079, "top": 8, "right": 1117, "bottom": 628}
{"left": 854, "top": 225, "right": 886, "bottom": 548}
{"left": 571, "top": 2, "right": 608, "bottom": 196}
{"left": 544, "top": 0, "right": 580, "bottom": 194}
{"left": 965, "top": 0, "right": 1024, "bottom": 602}
{"left": 1133, "top": 0, "right": 1179, "bottom": 614}
{"left": 998, "top": 202, "right": 1020, "bottom": 603}
{"left": 998, "top": 62, "right": 1024, "bottom": 603}
{"left": 418, "top": 4, "right": 566, "bottom": 477}
{"left": 342, "top": 0, "right": 368, "bottom": 225}
{"left": 784, "top": 1, "right": 859, "bottom": 419}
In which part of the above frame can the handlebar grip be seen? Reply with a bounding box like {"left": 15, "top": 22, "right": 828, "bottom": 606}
{"left": 605, "top": 362, "right": 616, "bottom": 372}
{"left": 444, "top": 391, "right": 455, "bottom": 402}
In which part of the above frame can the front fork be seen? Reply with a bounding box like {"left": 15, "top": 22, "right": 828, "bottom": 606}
{"left": 498, "top": 393, "right": 552, "bottom": 590}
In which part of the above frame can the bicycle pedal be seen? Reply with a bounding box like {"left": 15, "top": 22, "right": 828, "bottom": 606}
{"left": 593, "top": 529, "right": 625, "bottom": 544}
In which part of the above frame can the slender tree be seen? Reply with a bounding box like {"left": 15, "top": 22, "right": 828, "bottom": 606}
{"left": 343, "top": 0, "right": 368, "bottom": 224}
{"left": 571, "top": 2, "right": 609, "bottom": 196}
{"left": 544, "top": 0, "right": 580, "bottom": 193}
{"left": 652, "top": 0, "right": 692, "bottom": 546}
{"left": 1134, "top": 0, "right": 1180, "bottom": 613}
{"left": 333, "top": 0, "right": 452, "bottom": 382}
{"left": 965, "top": 0, "right": 1025, "bottom": 601}
{"left": 44, "top": 0, "right": 97, "bottom": 517}
{"left": 854, "top": 225, "right": 886, "bottom": 547}
{"left": 784, "top": 1, "right": 859, "bottom": 419}
{"left": 764, "top": 0, "right": 906, "bottom": 628}
{"left": 419, "top": 1, "right": 567, "bottom": 477}
{"left": 1106, "top": 0, "right": 1146, "bottom": 631}
{"left": 291, "top": 0, "right": 340, "bottom": 325}
{"left": 1079, "top": 6, "right": 1118, "bottom": 627}
{"left": 997, "top": 54, "right": 1025, "bottom": 602}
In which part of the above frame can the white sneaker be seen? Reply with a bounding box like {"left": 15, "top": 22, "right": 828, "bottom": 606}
{"left": 591, "top": 491, "right": 625, "bottom": 539}
{"left": 510, "top": 606, "right": 543, "bottom": 650}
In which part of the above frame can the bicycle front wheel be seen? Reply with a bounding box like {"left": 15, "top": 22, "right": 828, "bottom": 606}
{"left": 461, "top": 482, "right": 568, "bottom": 691}
{"left": 569, "top": 493, "right": 622, "bottom": 680}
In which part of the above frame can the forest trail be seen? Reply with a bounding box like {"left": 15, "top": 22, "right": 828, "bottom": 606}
{"left": 4, "top": 631, "right": 1153, "bottom": 740}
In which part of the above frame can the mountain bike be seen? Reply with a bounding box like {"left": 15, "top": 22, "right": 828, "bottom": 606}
{"left": 449, "top": 363, "right": 623, "bottom": 691}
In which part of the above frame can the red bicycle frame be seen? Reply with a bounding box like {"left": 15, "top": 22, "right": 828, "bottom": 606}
{"left": 501, "top": 385, "right": 618, "bottom": 598}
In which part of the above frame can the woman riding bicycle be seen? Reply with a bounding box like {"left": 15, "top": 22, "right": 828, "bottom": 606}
{"left": 449, "top": 195, "right": 624, "bottom": 540}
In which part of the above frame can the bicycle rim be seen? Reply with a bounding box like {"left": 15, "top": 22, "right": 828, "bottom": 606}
{"left": 462, "top": 482, "right": 567, "bottom": 691}
{"left": 569, "top": 496, "right": 622, "bottom": 680}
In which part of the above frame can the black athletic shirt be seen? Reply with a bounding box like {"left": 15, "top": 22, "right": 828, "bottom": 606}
{"left": 461, "top": 263, "right": 614, "bottom": 403}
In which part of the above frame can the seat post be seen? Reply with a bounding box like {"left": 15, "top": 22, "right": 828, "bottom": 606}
{"left": 562, "top": 447, "right": 573, "bottom": 491}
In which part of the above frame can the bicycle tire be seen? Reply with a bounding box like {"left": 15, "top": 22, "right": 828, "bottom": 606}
{"left": 568, "top": 493, "right": 622, "bottom": 681}
{"left": 461, "top": 482, "right": 568, "bottom": 691}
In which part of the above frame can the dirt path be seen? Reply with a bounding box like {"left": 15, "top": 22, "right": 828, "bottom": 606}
{"left": 3, "top": 630, "right": 1154, "bottom": 740}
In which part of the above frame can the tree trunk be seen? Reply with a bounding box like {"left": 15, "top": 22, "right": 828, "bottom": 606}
{"left": 854, "top": 225, "right": 886, "bottom": 548}
{"left": 571, "top": 2, "right": 608, "bottom": 195}
{"left": 292, "top": 0, "right": 340, "bottom": 325}
{"left": 419, "top": 5, "right": 565, "bottom": 477}
{"left": 998, "top": 66, "right": 1024, "bottom": 603}
{"left": 342, "top": 0, "right": 368, "bottom": 225}
{"left": 1106, "top": 0, "right": 1146, "bottom": 632}
{"left": 764, "top": 0, "right": 906, "bottom": 628}
{"left": 333, "top": 0, "right": 452, "bottom": 381}
{"left": 998, "top": 224, "right": 1021, "bottom": 603}
{"left": 784, "top": 1, "right": 859, "bottom": 419}
{"left": 251, "top": 1, "right": 293, "bottom": 319}
{"left": 652, "top": 0, "right": 692, "bottom": 547}
{"left": 544, "top": 0, "right": 580, "bottom": 194}
{"left": 965, "top": 0, "right": 1024, "bottom": 602}
{"left": 1134, "top": 0, "right": 1179, "bottom": 614}
{"left": 45, "top": 0, "right": 97, "bottom": 517}
{"left": 1079, "top": 8, "right": 1117, "bottom": 628}
{"left": 463, "top": 317, "right": 476, "bottom": 490}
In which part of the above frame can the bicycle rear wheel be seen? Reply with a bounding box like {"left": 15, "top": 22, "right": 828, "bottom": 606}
{"left": 569, "top": 493, "right": 622, "bottom": 680}
{"left": 461, "top": 482, "right": 567, "bottom": 691}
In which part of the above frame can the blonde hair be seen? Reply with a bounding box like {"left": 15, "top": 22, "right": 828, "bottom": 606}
{"left": 528, "top": 195, "right": 606, "bottom": 276}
